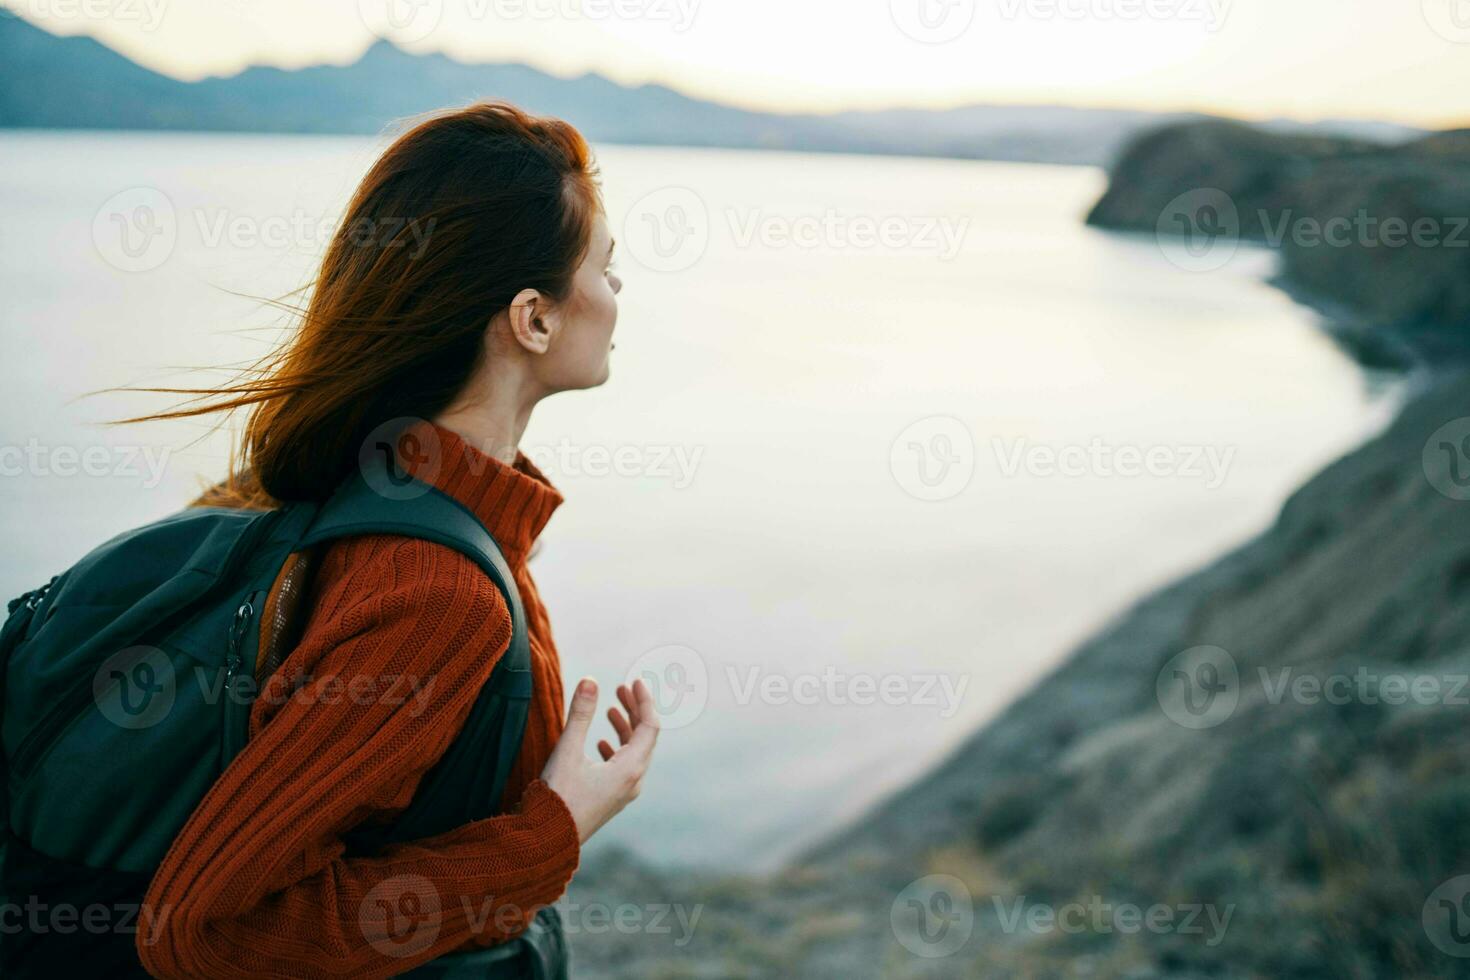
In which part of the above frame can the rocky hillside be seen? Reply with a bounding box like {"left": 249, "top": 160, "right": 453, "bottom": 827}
{"left": 565, "top": 371, "right": 1470, "bottom": 978}
{"left": 1086, "top": 120, "right": 1470, "bottom": 367}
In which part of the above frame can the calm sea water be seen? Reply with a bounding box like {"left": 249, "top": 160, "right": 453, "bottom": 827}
{"left": 0, "top": 132, "right": 1395, "bottom": 869}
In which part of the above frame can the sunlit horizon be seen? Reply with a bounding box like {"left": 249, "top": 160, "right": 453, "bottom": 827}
{"left": 7, "top": 0, "right": 1469, "bottom": 128}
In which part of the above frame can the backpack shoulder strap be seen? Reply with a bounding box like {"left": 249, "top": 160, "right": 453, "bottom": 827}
{"left": 299, "top": 464, "right": 533, "bottom": 846}
{"left": 300, "top": 470, "right": 530, "bottom": 684}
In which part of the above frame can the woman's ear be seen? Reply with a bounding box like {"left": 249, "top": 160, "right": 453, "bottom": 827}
{"left": 506, "top": 287, "right": 559, "bottom": 355}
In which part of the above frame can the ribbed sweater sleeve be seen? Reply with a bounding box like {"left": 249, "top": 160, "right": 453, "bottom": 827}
{"left": 135, "top": 536, "right": 581, "bottom": 979}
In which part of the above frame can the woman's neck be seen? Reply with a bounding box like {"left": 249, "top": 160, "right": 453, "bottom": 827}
{"left": 432, "top": 366, "right": 545, "bottom": 466}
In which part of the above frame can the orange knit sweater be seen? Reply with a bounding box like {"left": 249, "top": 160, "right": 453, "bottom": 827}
{"left": 137, "top": 425, "right": 580, "bottom": 978}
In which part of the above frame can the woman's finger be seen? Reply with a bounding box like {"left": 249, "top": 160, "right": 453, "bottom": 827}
{"left": 633, "top": 677, "right": 658, "bottom": 723}
{"left": 608, "top": 706, "right": 633, "bottom": 745}
{"left": 625, "top": 678, "right": 662, "bottom": 755}
{"left": 617, "top": 683, "right": 639, "bottom": 729}
{"left": 562, "top": 677, "right": 599, "bottom": 747}
{"left": 597, "top": 739, "right": 615, "bottom": 762}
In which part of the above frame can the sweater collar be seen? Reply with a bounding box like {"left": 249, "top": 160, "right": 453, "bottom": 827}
{"left": 394, "top": 419, "right": 563, "bottom": 566}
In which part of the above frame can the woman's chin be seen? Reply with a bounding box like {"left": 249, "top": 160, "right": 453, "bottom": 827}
{"left": 582, "top": 361, "right": 612, "bottom": 389}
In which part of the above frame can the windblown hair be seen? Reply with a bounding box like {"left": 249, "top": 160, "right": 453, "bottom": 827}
{"left": 129, "top": 100, "right": 602, "bottom": 509}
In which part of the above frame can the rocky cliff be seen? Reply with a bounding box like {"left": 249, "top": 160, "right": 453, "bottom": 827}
{"left": 1087, "top": 120, "right": 1470, "bottom": 367}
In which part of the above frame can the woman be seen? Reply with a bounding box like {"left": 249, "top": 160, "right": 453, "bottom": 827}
{"left": 133, "top": 101, "right": 659, "bottom": 977}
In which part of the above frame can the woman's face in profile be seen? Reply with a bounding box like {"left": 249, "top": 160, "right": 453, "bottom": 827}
{"left": 543, "top": 210, "right": 621, "bottom": 392}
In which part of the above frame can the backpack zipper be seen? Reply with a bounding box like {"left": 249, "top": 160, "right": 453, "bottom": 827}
{"left": 227, "top": 600, "right": 251, "bottom": 676}
{"left": 221, "top": 598, "right": 257, "bottom": 764}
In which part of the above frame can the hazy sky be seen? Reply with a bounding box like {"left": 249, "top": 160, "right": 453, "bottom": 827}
{"left": 10, "top": 0, "right": 1470, "bottom": 124}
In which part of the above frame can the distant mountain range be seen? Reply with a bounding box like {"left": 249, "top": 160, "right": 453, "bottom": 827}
{"left": 0, "top": 12, "right": 1423, "bottom": 165}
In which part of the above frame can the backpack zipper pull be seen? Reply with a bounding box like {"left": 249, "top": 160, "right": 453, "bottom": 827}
{"left": 227, "top": 600, "right": 253, "bottom": 677}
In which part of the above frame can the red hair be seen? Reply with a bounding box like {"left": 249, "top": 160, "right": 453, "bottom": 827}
{"left": 130, "top": 100, "right": 602, "bottom": 509}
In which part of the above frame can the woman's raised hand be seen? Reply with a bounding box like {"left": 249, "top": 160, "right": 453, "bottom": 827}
{"left": 540, "top": 677, "right": 660, "bottom": 844}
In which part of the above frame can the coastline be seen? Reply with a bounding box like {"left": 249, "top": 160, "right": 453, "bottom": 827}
{"left": 567, "top": 367, "right": 1470, "bottom": 978}
{"left": 566, "top": 119, "right": 1470, "bottom": 976}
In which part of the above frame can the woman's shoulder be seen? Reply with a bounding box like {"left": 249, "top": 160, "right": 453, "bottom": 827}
{"left": 253, "top": 532, "right": 514, "bottom": 731}
{"left": 310, "top": 532, "right": 513, "bottom": 631}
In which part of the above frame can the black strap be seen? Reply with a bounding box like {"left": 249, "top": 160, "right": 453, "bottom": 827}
{"left": 0, "top": 596, "right": 43, "bottom": 838}
{"left": 299, "top": 461, "right": 533, "bottom": 846}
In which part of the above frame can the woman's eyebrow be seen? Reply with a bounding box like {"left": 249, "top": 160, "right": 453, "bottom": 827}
{"left": 607, "top": 238, "right": 617, "bottom": 261}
